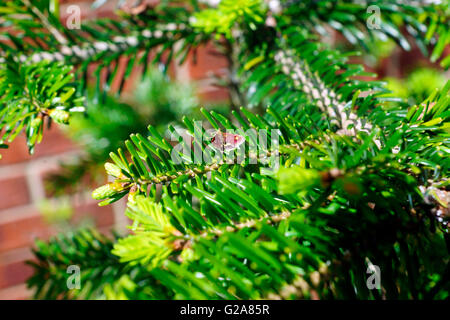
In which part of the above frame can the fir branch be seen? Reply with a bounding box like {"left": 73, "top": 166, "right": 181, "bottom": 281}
{"left": 0, "top": 57, "right": 84, "bottom": 155}
{"left": 274, "top": 48, "right": 373, "bottom": 136}
{"left": 22, "top": 0, "right": 68, "bottom": 46}
{"left": 22, "top": 0, "right": 450, "bottom": 300}
{"left": 0, "top": 23, "right": 190, "bottom": 65}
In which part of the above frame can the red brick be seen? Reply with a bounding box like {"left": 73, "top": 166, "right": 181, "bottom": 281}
{"left": 0, "top": 214, "right": 51, "bottom": 252}
{"left": 0, "top": 260, "right": 34, "bottom": 289}
{"left": 0, "top": 248, "right": 34, "bottom": 289}
{"left": 198, "top": 86, "right": 230, "bottom": 104}
{"left": 0, "top": 126, "right": 77, "bottom": 165}
{"left": 32, "top": 126, "right": 77, "bottom": 158}
{"left": 188, "top": 42, "right": 229, "bottom": 81}
{"left": 0, "top": 135, "right": 32, "bottom": 165}
{"left": 0, "top": 283, "right": 32, "bottom": 300}
{"left": 0, "top": 201, "right": 115, "bottom": 253}
{"left": 0, "top": 175, "right": 30, "bottom": 210}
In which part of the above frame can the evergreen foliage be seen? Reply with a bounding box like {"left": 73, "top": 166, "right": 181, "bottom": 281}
{"left": 44, "top": 69, "right": 198, "bottom": 196}
{"left": 0, "top": 57, "right": 84, "bottom": 154}
{"left": 0, "top": 0, "right": 448, "bottom": 299}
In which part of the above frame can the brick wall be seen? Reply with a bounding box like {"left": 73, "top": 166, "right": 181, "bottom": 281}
{"left": 0, "top": 0, "right": 229, "bottom": 300}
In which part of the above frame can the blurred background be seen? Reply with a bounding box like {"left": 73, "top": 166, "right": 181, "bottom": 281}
{"left": 0, "top": 0, "right": 448, "bottom": 299}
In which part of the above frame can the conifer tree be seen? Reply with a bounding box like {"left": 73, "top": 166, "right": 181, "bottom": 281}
{"left": 1, "top": 0, "right": 449, "bottom": 299}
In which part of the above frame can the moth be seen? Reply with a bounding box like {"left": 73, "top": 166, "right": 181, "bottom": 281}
{"left": 180, "top": 129, "right": 246, "bottom": 152}
{"left": 208, "top": 130, "right": 246, "bottom": 152}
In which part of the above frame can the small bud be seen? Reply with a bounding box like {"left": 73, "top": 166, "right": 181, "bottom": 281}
{"left": 92, "top": 182, "right": 127, "bottom": 200}
{"left": 104, "top": 162, "right": 123, "bottom": 178}
{"left": 49, "top": 109, "right": 70, "bottom": 124}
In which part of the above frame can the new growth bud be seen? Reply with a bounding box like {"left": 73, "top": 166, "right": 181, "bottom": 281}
{"left": 92, "top": 181, "right": 129, "bottom": 200}
{"left": 104, "top": 162, "right": 123, "bottom": 178}
{"left": 49, "top": 109, "right": 70, "bottom": 124}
